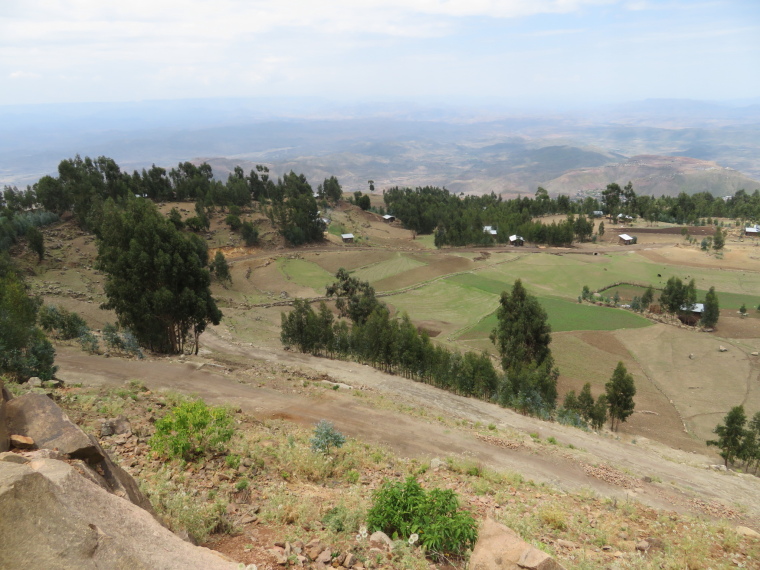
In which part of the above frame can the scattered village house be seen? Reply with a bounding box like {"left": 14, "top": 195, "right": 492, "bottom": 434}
{"left": 745, "top": 224, "right": 760, "bottom": 237}
{"left": 679, "top": 302, "right": 704, "bottom": 325}
{"left": 509, "top": 234, "right": 524, "bottom": 246}
{"left": 592, "top": 210, "right": 604, "bottom": 217}
{"left": 341, "top": 233, "right": 354, "bottom": 243}
{"left": 382, "top": 214, "right": 395, "bottom": 223}
{"left": 483, "top": 225, "right": 498, "bottom": 236}
{"left": 618, "top": 233, "right": 636, "bottom": 245}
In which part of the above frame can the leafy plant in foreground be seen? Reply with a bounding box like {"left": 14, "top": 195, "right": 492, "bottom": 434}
{"left": 310, "top": 419, "right": 346, "bottom": 454}
{"left": 149, "top": 400, "right": 235, "bottom": 462}
{"left": 366, "top": 477, "right": 477, "bottom": 559}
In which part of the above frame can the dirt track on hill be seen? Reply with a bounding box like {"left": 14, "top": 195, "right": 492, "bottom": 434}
{"left": 55, "top": 330, "right": 760, "bottom": 528}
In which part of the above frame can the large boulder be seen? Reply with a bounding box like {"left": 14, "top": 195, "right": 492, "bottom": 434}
{"left": 88, "top": 434, "right": 155, "bottom": 514}
{"left": 6, "top": 393, "right": 101, "bottom": 461}
{"left": 0, "top": 459, "right": 237, "bottom": 569}
{"left": 469, "top": 517, "right": 566, "bottom": 570}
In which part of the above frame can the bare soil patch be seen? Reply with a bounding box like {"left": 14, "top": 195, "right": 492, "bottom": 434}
{"left": 52, "top": 338, "right": 760, "bottom": 526}
{"left": 374, "top": 254, "right": 474, "bottom": 290}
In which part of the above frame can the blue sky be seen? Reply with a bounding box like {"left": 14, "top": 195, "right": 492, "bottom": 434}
{"left": 1, "top": 0, "right": 759, "bottom": 107}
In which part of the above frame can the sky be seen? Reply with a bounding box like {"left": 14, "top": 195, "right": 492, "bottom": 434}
{"left": 1, "top": 0, "right": 759, "bottom": 107}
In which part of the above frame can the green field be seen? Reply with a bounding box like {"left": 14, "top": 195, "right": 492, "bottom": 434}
{"left": 277, "top": 258, "right": 335, "bottom": 293}
{"left": 475, "top": 251, "right": 760, "bottom": 300}
{"left": 604, "top": 284, "right": 760, "bottom": 311}
{"left": 353, "top": 253, "right": 428, "bottom": 283}
{"left": 446, "top": 273, "right": 510, "bottom": 295}
{"left": 388, "top": 279, "right": 498, "bottom": 329}
{"left": 459, "top": 296, "right": 652, "bottom": 339}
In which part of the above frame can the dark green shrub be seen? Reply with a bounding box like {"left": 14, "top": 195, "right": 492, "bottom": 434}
{"left": 39, "top": 305, "right": 88, "bottom": 340}
{"left": 225, "top": 214, "right": 242, "bottom": 231}
{"left": 241, "top": 221, "right": 258, "bottom": 246}
{"left": 366, "top": 477, "right": 477, "bottom": 558}
{"left": 149, "top": 400, "right": 235, "bottom": 462}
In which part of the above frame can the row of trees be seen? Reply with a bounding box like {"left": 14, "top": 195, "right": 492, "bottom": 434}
{"left": 708, "top": 405, "right": 760, "bottom": 471}
{"left": 282, "top": 273, "right": 641, "bottom": 430}
{"left": 283, "top": 271, "right": 501, "bottom": 400}
{"left": 562, "top": 363, "right": 637, "bottom": 431}
{"left": 382, "top": 183, "right": 760, "bottom": 246}
{"left": 12, "top": 156, "right": 334, "bottom": 246}
{"left": 586, "top": 278, "right": 721, "bottom": 328}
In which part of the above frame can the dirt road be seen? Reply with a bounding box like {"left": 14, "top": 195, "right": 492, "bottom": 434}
{"left": 56, "top": 330, "right": 760, "bottom": 527}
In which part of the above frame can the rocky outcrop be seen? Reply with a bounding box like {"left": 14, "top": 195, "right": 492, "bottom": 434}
{"left": 0, "top": 458, "right": 236, "bottom": 569}
{"left": 0, "top": 388, "right": 237, "bottom": 569}
{"left": 6, "top": 393, "right": 100, "bottom": 460}
{"left": 469, "top": 517, "right": 566, "bottom": 570}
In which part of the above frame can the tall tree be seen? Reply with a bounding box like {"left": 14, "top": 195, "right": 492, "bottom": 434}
{"left": 491, "top": 279, "right": 558, "bottom": 409}
{"left": 701, "top": 286, "right": 720, "bottom": 328}
{"left": 708, "top": 406, "right": 747, "bottom": 467}
{"left": 0, "top": 255, "right": 56, "bottom": 380}
{"left": 578, "top": 382, "right": 595, "bottom": 422}
{"left": 96, "top": 198, "right": 222, "bottom": 354}
{"left": 605, "top": 362, "right": 636, "bottom": 431}
{"left": 211, "top": 251, "right": 232, "bottom": 285}
{"left": 713, "top": 226, "right": 725, "bottom": 250}
{"left": 326, "top": 268, "right": 383, "bottom": 325}
{"left": 490, "top": 279, "right": 552, "bottom": 372}
{"left": 25, "top": 226, "right": 44, "bottom": 262}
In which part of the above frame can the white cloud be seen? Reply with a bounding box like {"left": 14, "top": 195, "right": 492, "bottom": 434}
{"left": 9, "top": 70, "right": 41, "bottom": 79}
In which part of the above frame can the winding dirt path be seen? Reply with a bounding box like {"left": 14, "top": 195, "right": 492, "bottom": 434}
{"left": 54, "top": 329, "right": 760, "bottom": 527}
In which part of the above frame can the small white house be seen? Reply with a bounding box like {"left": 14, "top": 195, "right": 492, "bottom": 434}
{"left": 341, "top": 233, "right": 354, "bottom": 243}
{"left": 382, "top": 214, "right": 396, "bottom": 223}
{"left": 509, "top": 234, "right": 524, "bottom": 246}
{"left": 592, "top": 210, "right": 604, "bottom": 217}
{"left": 483, "top": 225, "right": 497, "bottom": 235}
{"left": 745, "top": 225, "right": 760, "bottom": 236}
{"left": 618, "top": 233, "right": 635, "bottom": 245}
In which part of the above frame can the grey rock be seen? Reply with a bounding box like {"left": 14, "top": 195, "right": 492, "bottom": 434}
{"left": 27, "top": 377, "right": 43, "bottom": 388}
{"left": 0, "top": 460, "right": 237, "bottom": 569}
{"left": 470, "top": 517, "right": 565, "bottom": 570}
{"left": 0, "top": 452, "right": 29, "bottom": 464}
{"left": 369, "top": 530, "right": 394, "bottom": 550}
{"left": 99, "top": 417, "right": 132, "bottom": 438}
{"left": 6, "top": 394, "right": 102, "bottom": 462}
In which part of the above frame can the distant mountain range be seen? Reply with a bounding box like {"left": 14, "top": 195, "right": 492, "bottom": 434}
{"left": 1, "top": 97, "right": 759, "bottom": 198}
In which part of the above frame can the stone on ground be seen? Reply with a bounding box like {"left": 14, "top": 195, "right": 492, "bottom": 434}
{"left": 469, "top": 517, "right": 566, "bottom": 570}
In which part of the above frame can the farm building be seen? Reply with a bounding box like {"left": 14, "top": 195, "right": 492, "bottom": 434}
{"left": 681, "top": 303, "right": 704, "bottom": 314}
{"left": 617, "top": 213, "right": 634, "bottom": 223}
{"left": 745, "top": 225, "right": 760, "bottom": 237}
{"left": 592, "top": 210, "right": 604, "bottom": 217}
{"left": 509, "top": 234, "right": 524, "bottom": 246}
{"left": 618, "top": 233, "right": 636, "bottom": 245}
{"left": 341, "top": 233, "right": 354, "bottom": 243}
{"left": 382, "top": 214, "right": 396, "bottom": 223}
{"left": 483, "top": 225, "right": 498, "bottom": 236}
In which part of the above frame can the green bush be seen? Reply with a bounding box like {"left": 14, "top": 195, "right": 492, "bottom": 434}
{"left": 225, "top": 214, "right": 242, "bottom": 231}
{"left": 310, "top": 419, "right": 346, "bottom": 454}
{"left": 366, "top": 477, "right": 477, "bottom": 558}
{"left": 149, "top": 400, "right": 235, "bottom": 462}
{"left": 39, "top": 305, "right": 88, "bottom": 340}
{"left": 241, "top": 221, "right": 259, "bottom": 246}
